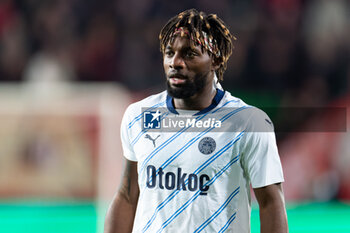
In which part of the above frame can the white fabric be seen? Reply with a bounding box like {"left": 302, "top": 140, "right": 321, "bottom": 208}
{"left": 120, "top": 90, "right": 284, "bottom": 233}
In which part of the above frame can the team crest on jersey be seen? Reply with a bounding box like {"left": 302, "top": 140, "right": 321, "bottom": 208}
{"left": 198, "top": 137, "right": 216, "bottom": 154}
{"left": 143, "top": 110, "right": 161, "bottom": 129}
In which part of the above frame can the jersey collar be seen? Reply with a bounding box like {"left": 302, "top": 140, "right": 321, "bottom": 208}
{"left": 166, "top": 89, "right": 225, "bottom": 116}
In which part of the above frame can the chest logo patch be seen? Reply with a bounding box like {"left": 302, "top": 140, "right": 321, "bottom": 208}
{"left": 198, "top": 137, "right": 216, "bottom": 154}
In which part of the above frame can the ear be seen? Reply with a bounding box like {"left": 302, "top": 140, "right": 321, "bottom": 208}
{"left": 211, "top": 57, "right": 222, "bottom": 71}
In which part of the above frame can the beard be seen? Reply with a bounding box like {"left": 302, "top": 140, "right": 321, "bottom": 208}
{"left": 166, "top": 72, "right": 208, "bottom": 99}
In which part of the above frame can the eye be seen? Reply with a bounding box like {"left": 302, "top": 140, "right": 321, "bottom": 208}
{"left": 185, "top": 50, "right": 198, "bottom": 58}
{"left": 165, "top": 50, "right": 174, "bottom": 57}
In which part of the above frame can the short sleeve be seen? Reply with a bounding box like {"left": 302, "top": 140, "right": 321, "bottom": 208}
{"left": 240, "top": 109, "right": 284, "bottom": 188}
{"left": 120, "top": 106, "right": 138, "bottom": 161}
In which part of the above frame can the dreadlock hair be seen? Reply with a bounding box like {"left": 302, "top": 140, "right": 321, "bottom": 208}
{"left": 159, "top": 9, "right": 236, "bottom": 81}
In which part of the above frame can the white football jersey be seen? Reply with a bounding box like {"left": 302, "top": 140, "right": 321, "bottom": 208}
{"left": 121, "top": 89, "right": 284, "bottom": 233}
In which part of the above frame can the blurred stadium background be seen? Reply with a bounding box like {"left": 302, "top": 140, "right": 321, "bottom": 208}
{"left": 0, "top": 0, "right": 349, "bottom": 232}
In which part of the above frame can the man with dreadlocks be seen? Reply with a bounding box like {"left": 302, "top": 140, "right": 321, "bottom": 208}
{"left": 105, "top": 9, "right": 288, "bottom": 233}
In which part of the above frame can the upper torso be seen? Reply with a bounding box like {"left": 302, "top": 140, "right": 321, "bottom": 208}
{"left": 121, "top": 90, "right": 284, "bottom": 233}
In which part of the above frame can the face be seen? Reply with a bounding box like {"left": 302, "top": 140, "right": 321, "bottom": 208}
{"left": 163, "top": 35, "right": 216, "bottom": 99}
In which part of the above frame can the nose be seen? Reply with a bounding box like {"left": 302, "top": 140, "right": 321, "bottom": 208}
{"left": 169, "top": 52, "right": 185, "bottom": 70}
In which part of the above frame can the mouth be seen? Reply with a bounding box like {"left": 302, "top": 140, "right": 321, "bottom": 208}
{"left": 168, "top": 74, "right": 187, "bottom": 85}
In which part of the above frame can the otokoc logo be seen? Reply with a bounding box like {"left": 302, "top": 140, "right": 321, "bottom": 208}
{"left": 146, "top": 165, "right": 210, "bottom": 195}
{"left": 143, "top": 110, "right": 162, "bottom": 129}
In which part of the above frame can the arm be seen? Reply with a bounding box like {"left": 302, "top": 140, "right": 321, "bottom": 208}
{"left": 254, "top": 183, "right": 288, "bottom": 233}
{"left": 104, "top": 159, "right": 139, "bottom": 233}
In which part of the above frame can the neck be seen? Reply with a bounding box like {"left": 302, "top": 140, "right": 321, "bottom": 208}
{"left": 173, "top": 85, "right": 217, "bottom": 110}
